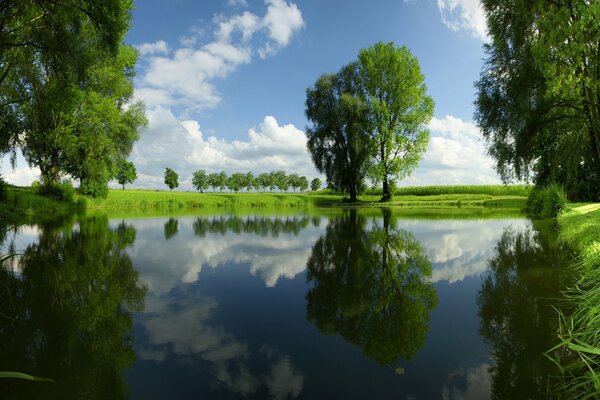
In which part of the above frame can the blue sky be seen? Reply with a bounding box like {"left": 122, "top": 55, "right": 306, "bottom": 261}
{"left": 3, "top": 0, "right": 501, "bottom": 189}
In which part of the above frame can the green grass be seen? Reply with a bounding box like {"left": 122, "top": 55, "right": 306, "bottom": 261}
{"left": 549, "top": 204, "right": 600, "bottom": 398}
{"left": 84, "top": 189, "right": 325, "bottom": 209}
{"left": 0, "top": 186, "right": 84, "bottom": 224}
{"left": 82, "top": 189, "right": 528, "bottom": 210}
{"left": 361, "top": 184, "right": 533, "bottom": 197}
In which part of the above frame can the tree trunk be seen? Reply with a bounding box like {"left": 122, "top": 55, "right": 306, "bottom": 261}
{"left": 381, "top": 176, "right": 391, "bottom": 202}
{"left": 349, "top": 184, "right": 357, "bottom": 202}
{"left": 122, "top": 183, "right": 125, "bottom": 190}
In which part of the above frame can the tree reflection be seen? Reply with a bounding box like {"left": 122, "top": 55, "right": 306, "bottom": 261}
{"left": 164, "top": 218, "right": 179, "bottom": 240}
{"left": 192, "top": 215, "right": 310, "bottom": 238}
{"left": 478, "top": 221, "right": 574, "bottom": 399}
{"left": 0, "top": 215, "right": 146, "bottom": 400}
{"left": 306, "top": 209, "right": 438, "bottom": 366}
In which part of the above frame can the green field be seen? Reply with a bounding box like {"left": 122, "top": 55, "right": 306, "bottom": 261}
{"left": 81, "top": 187, "right": 528, "bottom": 209}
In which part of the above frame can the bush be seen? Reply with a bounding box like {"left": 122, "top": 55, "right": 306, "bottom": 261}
{"left": 79, "top": 181, "right": 109, "bottom": 198}
{"left": 38, "top": 180, "right": 76, "bottom": 202}
{"left": 527, "top": 183, "right": 569, "bottom": 218}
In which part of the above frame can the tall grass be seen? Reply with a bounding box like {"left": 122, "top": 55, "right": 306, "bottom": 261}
{"left": 549, "top": 205, "right": 600, "bottom": 398}
{"left": 527, "top": 183, "right": 569, "bottom": 218}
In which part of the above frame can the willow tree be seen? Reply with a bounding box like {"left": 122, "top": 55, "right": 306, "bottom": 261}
{"left": 1, "top": 0, "right": 146, "bottom": 197}
{"left": 358, "top": 42, "right": 434, "bottom": 202}
{"left": 306, "top": 63, "right": 371, "bottom": 202}
{"left": 476, "top": 0, "right": 600, "bottom": 200}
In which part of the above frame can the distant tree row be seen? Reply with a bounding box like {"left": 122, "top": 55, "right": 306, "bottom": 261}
{"left": 164, "top": 168, "right": 322, "bottom": 193}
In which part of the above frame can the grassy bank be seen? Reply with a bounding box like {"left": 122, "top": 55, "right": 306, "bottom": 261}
{"left": 0, "top": 186, "right": 84, "bottom": 224}
{"left": 82, "top": 187, "right": 528, "bottom": 210}
{"left": 0, "top": 185, "right": 529, "bottom": 225}
{"left": 551, "top": 204, "right": 600, "bottom": 397}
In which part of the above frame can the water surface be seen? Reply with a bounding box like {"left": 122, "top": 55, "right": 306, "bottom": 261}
{"left": 0, "top": 209, "right": 573, "bottom": 399}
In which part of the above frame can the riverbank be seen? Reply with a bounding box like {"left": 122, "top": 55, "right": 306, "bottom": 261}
{"left": 552, "top": 204, "right": 600, "bottom": 396}
{"left": 0, "top": 185, "right": 529, "bottom": 225}
{"left": 84, "top": 187, "right": 528, "bottom": 209}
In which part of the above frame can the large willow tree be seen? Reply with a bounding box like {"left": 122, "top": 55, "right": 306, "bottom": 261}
{"left": 1, "top": 0, "right": 146, "bottom": 197}
{"left": 476, "top": 0, "right": 600, "bottom": 200}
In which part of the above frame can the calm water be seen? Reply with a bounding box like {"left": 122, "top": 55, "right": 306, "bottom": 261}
{"left": 0, "top": 209, "right": 574, "bottom": 399}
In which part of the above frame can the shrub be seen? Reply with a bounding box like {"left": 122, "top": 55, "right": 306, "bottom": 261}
{"left": 79, "top": 181, "right": 109, "bottom": 198}
{"left": 527, "top": 183, "right": 569, "bottom": 218}
{"left": 38, "top": 180, "right": 76, "bottom": 202}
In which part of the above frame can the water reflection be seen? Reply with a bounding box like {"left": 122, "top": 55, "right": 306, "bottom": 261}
{"left": 0, "top": 215, "right": 146, "bottom": 399}
{"left": 306, "top": 209, "right": 438, "bottom": 366}
{"left": 478, "top": 221, "right": 573, "bottom": 399}
{"left": 192, "top": 215, "right": 310, "bottom": 237}
{"left": 164, "top": 218, "right": 179, "bottom": 240}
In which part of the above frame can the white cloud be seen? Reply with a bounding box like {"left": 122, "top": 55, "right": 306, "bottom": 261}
{"left": 1, "top": 154, "right": 40, "bottom": 186}
{"left": 259, "top": 0, "right": 305, "bottom": 58}
{"left": 227, "top": 0, "right": 249, "bottom": 7}
{"left": 136, "top": 40, "right": 170, "bottom": 56}
{"left": 437, "top": 0, "right": 487, "bottom": 41}
{"left": 129, "top": 109, "right": 319, "bottom": 190}
{"left": 403, "top": 115, "right": 500, "bottom": 186}
{"left": 136, "top": 0, "right": 304, "bottom": 111}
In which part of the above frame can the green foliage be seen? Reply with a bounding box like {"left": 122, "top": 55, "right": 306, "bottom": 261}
{"left": 306, "top": 63, "right": 371, "bottom": 201}
{"left": 475, "top": 0, "right": 600, "bottom": 201}
{"left": 358, "top": 42, "right": 434, "bottom": 201}
{"left": 116, "top": 159, "right": 137, "bottom": 190}
{"left": 527, "top": 183, "right": 569, "bottom": 218}
{"left": 245, "top": 172, "right": 255, "bottom": 192}
{"left": 0, "top": 0, "right": 135, "bottom": 157}
{"left": 306, "top": 42, "right": 433, "bottom": 202}
{"left": 256, "top": 172, "right": 273, "bottom": 191}
{"left": 191, "top": 169, "right": 209, "bottom": 193}
{"left": 2, "top": 1, "right": 145, "bottom": 193}
{"left": 270, "top": 170, "right": 289, "bottom": 192}
{"left": 37, "top": 180, "right": 76, "bottom": 202}
{"left": 164, "top": 168, "right": 179, "bottom": 191}
{"left": 79, "top": 180, "right": 109, "bottom": 199}
{"left": 298, "top": 176, "right": 309, "bottom": 192}
{"left": 227, "top": 172, "right": 246, "bottom": 192}
{"left": 310, "top": 178, "right": 322, "bottom": 192}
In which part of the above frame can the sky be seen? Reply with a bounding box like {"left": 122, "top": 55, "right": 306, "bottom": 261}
{"left": 2, "top": 0, "right": 501, "bottom": 190}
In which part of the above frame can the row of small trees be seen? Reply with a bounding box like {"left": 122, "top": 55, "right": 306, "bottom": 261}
{"left": 164, "top": 168, "right": 322, "bottom": 193}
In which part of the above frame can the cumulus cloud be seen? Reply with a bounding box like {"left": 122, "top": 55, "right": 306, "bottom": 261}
{"left": 136, "top": 40, "right": 170, "bottom": 56}
{"left": 403, "top": 115, "right": 500, "bottom": 186}
{"left": 128, "top": 109, "right": 318, "bottom": 190}
{"left": 437, "top": 0, "right": 487, "bottom": 41}
{"left": 136, "top": 0, "right": 304, "bottom": 111}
